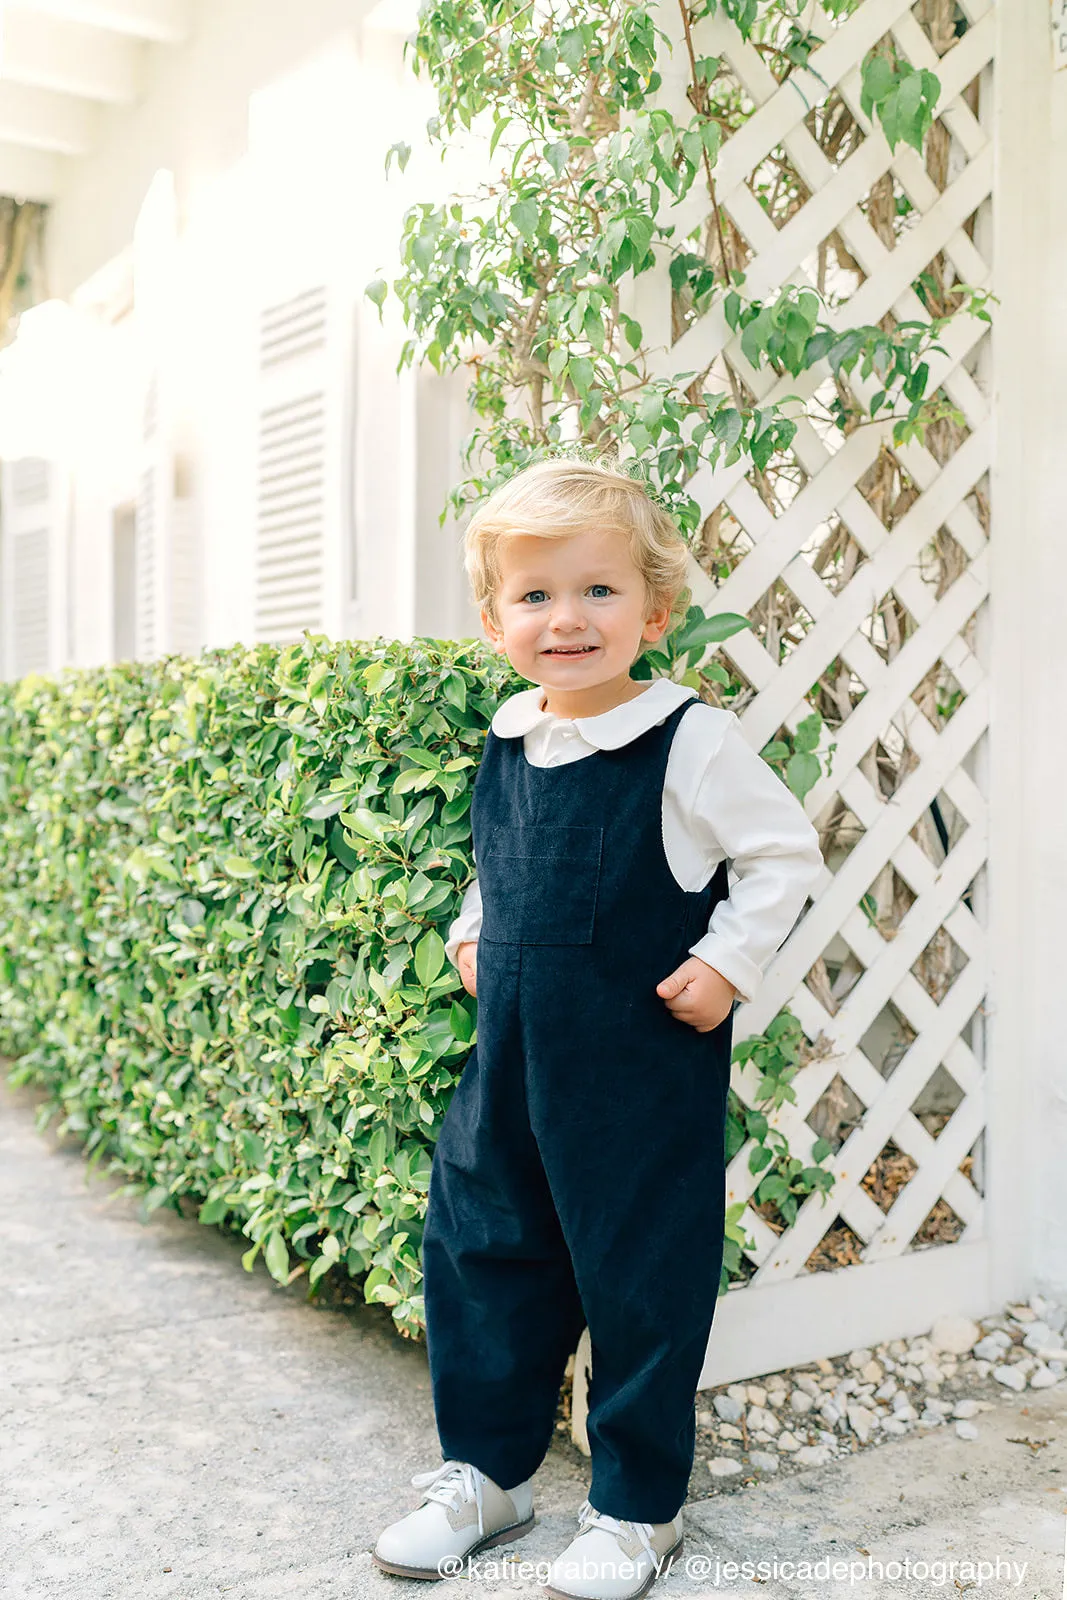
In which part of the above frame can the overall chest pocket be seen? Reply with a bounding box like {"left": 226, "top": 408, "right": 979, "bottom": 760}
{"left": 478, "top": 822, "right": 603, "bottom": 945}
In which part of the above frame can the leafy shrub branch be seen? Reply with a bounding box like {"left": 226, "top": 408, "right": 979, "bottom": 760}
{"left": 367, "top": 0, "right": 988, "bottom": 535}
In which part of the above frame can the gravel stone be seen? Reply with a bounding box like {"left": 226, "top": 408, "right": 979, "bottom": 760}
{"left": 748, "top": 1451, "right": 779, "bottom": 1474}
{"left": 992, "top": 1364, "right": 1027, "bottom": 1392}
{"left": 795, "top": 1445, "right": 832, "bottom": 1466}
{"left": 955, "top": 1422, "right": 979, "bottom": 1441}
{"left": 846, "top": 1403, "right": 875, "bottom": 1443}
{"left": 930, "top": 1315, "right": 981, "bottom": 1354}
{"left": 708, "top": 1457, "right": 743, "bottom": 1479}
{"left": 1029, "top": 1365, "right": 1058, "bottom": 1389}
{"left": 790, "top": 1390, "right": 814, "bottom": 1415}
{"left": 714, "top": 1394, "right": 744, "bottom": 1424}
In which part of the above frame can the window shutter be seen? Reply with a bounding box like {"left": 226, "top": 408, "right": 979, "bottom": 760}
{"left": 134, "top": 371, "right": 162, "bottom": 660}
{"left": 253, "top": 278, "right": 354, "bottom": 646}
{"left": 254, "top": 287, "right": 329, "bottom": 643}
{"left": 0, "top": 456, "right": 68, "bottom": 680}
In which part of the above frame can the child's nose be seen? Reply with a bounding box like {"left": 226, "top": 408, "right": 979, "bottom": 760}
{"left": 550, "top": 596, "right": 586, "bottom": 628}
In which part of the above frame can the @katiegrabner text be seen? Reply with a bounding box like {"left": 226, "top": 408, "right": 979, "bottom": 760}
{"left": 435, "top": 1552, "right": 1029, "bottom": 1587}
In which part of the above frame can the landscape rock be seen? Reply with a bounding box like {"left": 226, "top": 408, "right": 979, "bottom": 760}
{"left": 713, "top": 1394, "right": 744, "bottom": 1424}
{"left": 846, "top": 1403, "right": 875, "bottom": 1443}
{"left": 930, "top": 1315, "right": 980, "bottom": 1354}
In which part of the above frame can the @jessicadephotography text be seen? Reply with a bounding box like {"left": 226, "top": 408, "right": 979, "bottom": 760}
{"left": 434, "top": 1551, "right": 1029, "bottom": 1587}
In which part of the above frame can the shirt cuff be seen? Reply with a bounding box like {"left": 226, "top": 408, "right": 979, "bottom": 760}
{"left": 445, "top": 910, "right": 481, "bottom": 969}
{"left": 688, "top": 931, "right": 764, "bottom": 1005}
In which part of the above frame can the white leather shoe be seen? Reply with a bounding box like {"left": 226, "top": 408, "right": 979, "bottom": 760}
{"left": 373, "top": 1458, "right": 536, "bottom": 1579}
{"left": 542, "top": 1498, "right": 684, "bottom": 1600}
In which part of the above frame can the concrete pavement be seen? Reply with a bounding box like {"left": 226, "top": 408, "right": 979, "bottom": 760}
{"left": 1, "top": 1070, "right": 1063, "bottom": 1599}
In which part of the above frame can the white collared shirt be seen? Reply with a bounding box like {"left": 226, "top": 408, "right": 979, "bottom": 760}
{"left": 445, "top": 677, "right": 824, "bottom": 1003}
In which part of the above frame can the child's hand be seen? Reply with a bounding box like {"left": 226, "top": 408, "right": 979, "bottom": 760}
{"left": 456, "top": 940, "right": 478, "bottom": 997}
{"left": 656, "top": 957, "right": 736, "bottom": 1032}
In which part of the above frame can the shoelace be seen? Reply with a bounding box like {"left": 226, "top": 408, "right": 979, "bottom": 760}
{"left": 574, "top": 1497, "right": 658, "bottom": 1570}
{"left": 410, "top": 1459, "right": 487, "bottom": 1539}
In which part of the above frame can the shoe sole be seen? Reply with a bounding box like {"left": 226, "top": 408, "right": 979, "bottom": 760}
{"left": 372, "top": 1513, "right": 537, "bottom": 1580}
{"left": 541, "top": 1534, "right": 684, "bottom": 1600}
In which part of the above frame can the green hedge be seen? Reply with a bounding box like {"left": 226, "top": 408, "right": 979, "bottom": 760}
{"left": 0, "top": 634, "right": 521, "bottom": 1339}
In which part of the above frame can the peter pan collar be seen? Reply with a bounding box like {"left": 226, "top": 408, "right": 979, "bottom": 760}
{"left": 490, "top": 676, "right": 697, "bottom": 750}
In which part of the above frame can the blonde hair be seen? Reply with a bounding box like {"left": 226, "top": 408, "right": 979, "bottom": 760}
{"left": 464, "top": 456, "right": 692, "bottom": 650}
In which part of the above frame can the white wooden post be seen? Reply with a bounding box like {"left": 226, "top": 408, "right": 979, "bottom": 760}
{"left": 133, "top": 169, "right": 199, "bottom": 660}
{"left": 990, "top": 2, "right": 1067, "bottom": 1303}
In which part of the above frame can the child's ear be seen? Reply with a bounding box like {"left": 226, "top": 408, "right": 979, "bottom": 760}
{"left": 642, "top": 602, "right": 673, "bottom": 644}
{"left": 480, "top": 605, "right": 507, "bottom": 652}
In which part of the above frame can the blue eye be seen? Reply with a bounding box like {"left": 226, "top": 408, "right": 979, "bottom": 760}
{"left": 588, "top": 584, "right": 612, "bottom": 598}
{"left": 522, "top": 590, "right": 548, "bottom": 604}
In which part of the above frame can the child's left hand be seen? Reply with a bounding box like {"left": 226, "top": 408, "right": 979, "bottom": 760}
{"left": 656, "top": 957, "right": 737, "bottom": 1032}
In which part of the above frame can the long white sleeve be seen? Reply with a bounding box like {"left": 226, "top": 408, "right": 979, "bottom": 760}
{"left": 445, "top": 876, "right": 483, "bottom": 968}
{"left": 684, "top": 715, "right": 823, "bottom": 1002}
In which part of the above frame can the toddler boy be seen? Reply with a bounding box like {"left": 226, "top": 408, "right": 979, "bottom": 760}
{"left": 373, "top": 457, "right": 823, "bottom": 1599}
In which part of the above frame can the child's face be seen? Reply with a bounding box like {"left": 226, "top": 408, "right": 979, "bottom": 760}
{"left": 480, "top": 524, "right": 672, "bottom": 695}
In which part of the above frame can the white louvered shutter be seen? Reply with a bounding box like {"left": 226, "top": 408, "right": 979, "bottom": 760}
{"left": 246, "top": 50, "right": 361, "bottom": 647}
{"left": 253, "top": 280, "right": 354, "bottom": 645}
{"left": 0, "top": 456, "right": 68, "bottom": 680}
{"left": 134, "top": 369, "right": 164, "bottom": 660}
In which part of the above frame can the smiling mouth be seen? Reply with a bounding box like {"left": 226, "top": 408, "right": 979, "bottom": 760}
{"left": 542, "top": 645, "right": 599, "bottom": 656}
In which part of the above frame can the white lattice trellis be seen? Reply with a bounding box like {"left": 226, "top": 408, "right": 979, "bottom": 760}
{"left": 626, "top": 0, "right": 996, "bottom": 1381}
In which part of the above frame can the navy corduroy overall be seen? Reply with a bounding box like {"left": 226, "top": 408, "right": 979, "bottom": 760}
{"left": 421, "top": 695, "right": 733, "bottom": 1524}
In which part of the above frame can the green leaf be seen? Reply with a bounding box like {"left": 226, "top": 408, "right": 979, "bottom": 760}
{"left": 223, "top": 855, "right": 258, "bottom": 879}
{"left": 621, "top": 316, "right": 642, "bottom": 350}
{"left": 309, "top": 1254, "right": 333, "bottom": 1286}
{"left": 786, "top": 750, "right": 821, "bottom": 802}
{"left": 568, "top": 356, "right": 594, "bottom": 396}
{"left": 339, "top": 808, "right": 392, "bottom": 843}
{"left": 414, "top": 928, "right": 445, "bottom": 987}
{"left": 264, "top": 1230, "right": 289, "bottom": 1283}
{"left": 544, "top": 140, "right": 570, "bottom": 176}
{"left": 450, "top": 999, "right": 473, "bottom": 1043}
{"left": 510, "top": 198, "right": 539, "bottom": 242}
{"left": 558, "top": 27, "right": 586, "bottom": 71}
